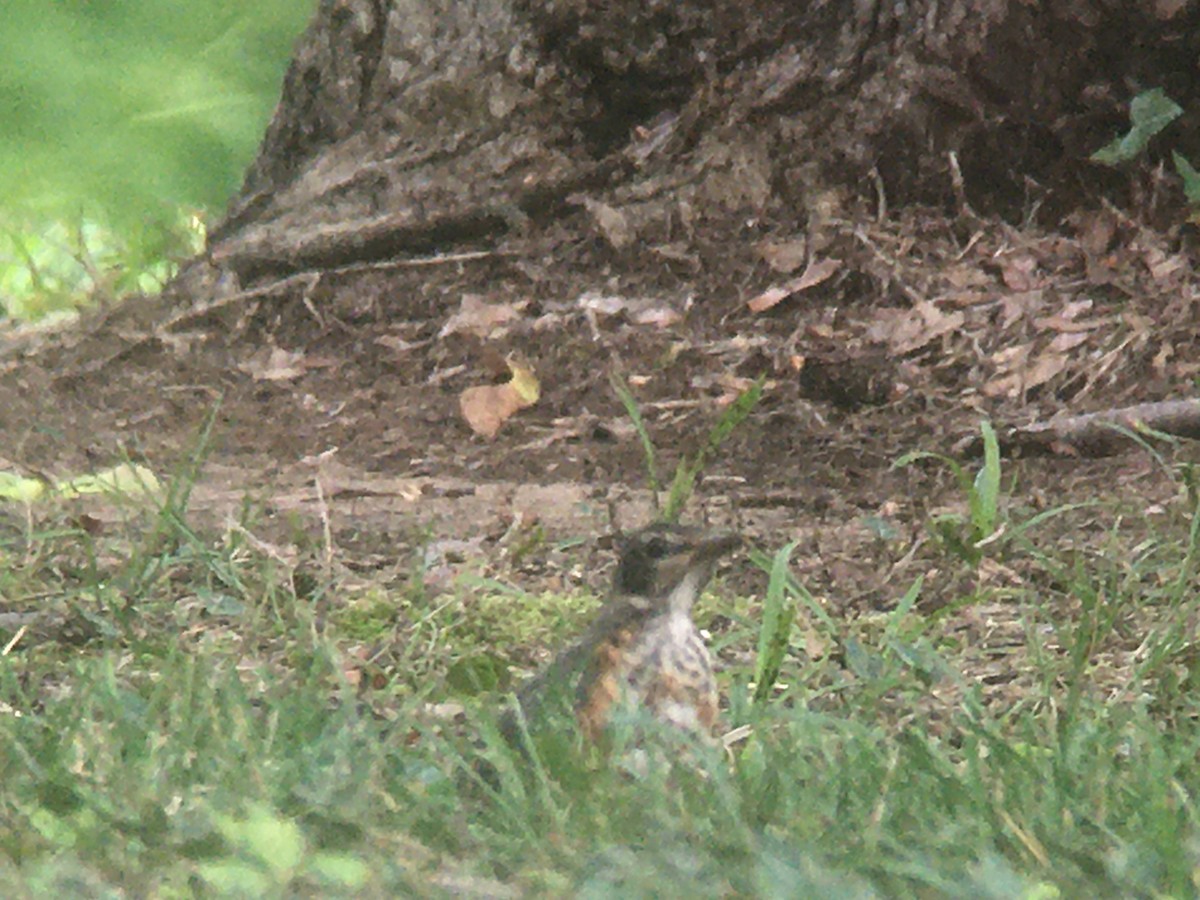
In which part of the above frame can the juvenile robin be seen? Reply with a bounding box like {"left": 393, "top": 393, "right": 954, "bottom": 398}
{"left": 499, "top": 522, "right": 741, "bottom": 746}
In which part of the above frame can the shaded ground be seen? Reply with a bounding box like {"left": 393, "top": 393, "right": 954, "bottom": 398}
{"left": 2, "top": 197, "right": 1198, "bottom": 711}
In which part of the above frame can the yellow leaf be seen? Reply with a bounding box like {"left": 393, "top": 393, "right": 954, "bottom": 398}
{"left": 459, "top": 353, "right": 540, "bottom": 438}
{"left": 0, "top": 471, "right": 47, "bottom": 503}
{"left": 56, "top": 464, "right": 163, "bottom": 499}
{"left": 506, "top": 355, "right": 540, "bottom": 407}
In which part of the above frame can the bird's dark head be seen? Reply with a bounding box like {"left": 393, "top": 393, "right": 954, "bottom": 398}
{"left": 612, "top": 522, "right": 741, "bottom": 612}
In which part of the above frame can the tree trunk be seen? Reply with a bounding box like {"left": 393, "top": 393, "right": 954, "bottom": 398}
{"left": 193, "top": 0, "right": 1199, "bottom": 288}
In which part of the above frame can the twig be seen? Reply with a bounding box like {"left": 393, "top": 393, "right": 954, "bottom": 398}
{"left": 955, "top": 399, "right": 1200, "bottom": 457}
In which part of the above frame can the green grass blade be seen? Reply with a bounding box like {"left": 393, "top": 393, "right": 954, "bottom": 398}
{"left": 753, "top": 541, "right": 798, "bottom": 704}
{"left": 883, "top": 575, "right": 924, "bottom": 642}
{"left": 969, "top": 419, "right": 1001, "bottom": 538}
{"left": 609, "top": 371, "right": 661, "bottom": 503}
{"left": 664, "top": 376, "right": 764, "bottom": 522}
{"left": 894, "top": 450, "right": 971, "bottom": 494}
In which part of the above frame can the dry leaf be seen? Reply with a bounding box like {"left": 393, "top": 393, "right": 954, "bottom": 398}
{"left": 1142, "top": 247, "right": 1188, "bottom": 285}
{"left": 1049, "top": 331, "right": 1091, "bottom": 353}
{"left": 747, "top": 257, "right": 841, "bottom": 312}
{"left": 998, "top": 290, "right": 1045, "bottom": 328}
{"left": 982, "top": 345, "right": 1067, "bottom": 398}
{"left": 460, "top": 385, "right": 521, "bottom": 439}
{"left": 1022, "top": 351, "right": 1069, "bottom": 388}
{"left": 1075, "top": 209, "right": 1117, "bottom": 257}
{"left": 1154, "top": 0, "right": 1188, "bottom": 19}
{"left": 440, "top": 294, "right": 525, "bottom": 340}
{"left": 998, "top": 252, "right": 1039, "bottom": 291}
{"left": 578, "top": 293, "right": 628, "bottom": 316}
{"left": 630, "top": 306, "right": 683, "bottom": 328}
{"left": 459, "top": 355, "right": 540, "bottom": 438}
{"left": 1152, "top": 342, "right": 1174, "bottom": 372}
{"left": 942, "top": 263, "right": 992, "bottom": 291}
{"left": 869, "top": 301, "right": 965, "bottom": 354}
{"left": 579, "top": 197, "right": 635, "bottom": 250}
{"left": 578, "top": 291, "right": 684, "bottom": 327}
{"left": 376, "top": 333, "right": 430, "bottom": 353}
{"left": 1034, "top": 299, "right": 1104, "bottom": 333}
{"left": 237, "top": 346, "right": 307, "bottom": 382}
{"left": 757, "top": 237, "right": 807, "bottom": 274}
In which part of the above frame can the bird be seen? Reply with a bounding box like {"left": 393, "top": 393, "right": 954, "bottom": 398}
{"left": 499, "top": 522, "right": 741, "bottom": 747}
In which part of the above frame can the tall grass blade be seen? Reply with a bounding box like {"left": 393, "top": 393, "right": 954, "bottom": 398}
{"left": 609, "top": 371, "right": 661, "bottom": 504}
{"left": 753, "top": 541, "right": 798, "bottom": 704}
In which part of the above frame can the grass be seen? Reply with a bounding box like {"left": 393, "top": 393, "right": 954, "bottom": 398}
{"left": 3, "top": 451, "right": 1200, "bottom": 896}
{"left": 611, "top": 371, "right": 763, "bottom": 522}
{"left": 0, "top": 214, "right": 206, "bottom": 321}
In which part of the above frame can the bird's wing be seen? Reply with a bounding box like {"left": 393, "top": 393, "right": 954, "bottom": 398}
{"left": 498, "top": 597, "right": 649, "bottom": 743}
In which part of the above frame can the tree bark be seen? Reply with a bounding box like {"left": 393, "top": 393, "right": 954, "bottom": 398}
{"left": 194, "top": 0, "right": 1199, "bottom": 288}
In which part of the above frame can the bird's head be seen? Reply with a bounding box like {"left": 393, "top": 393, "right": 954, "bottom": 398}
{"left": 612, "top": 522, "right": 741, "bottom": 615}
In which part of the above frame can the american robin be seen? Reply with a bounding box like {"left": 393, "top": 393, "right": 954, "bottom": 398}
{"left": 500, "top": 522, "right": 741, "bottom": 746}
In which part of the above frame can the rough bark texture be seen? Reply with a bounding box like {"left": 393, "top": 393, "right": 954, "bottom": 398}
{"left": 194, "top": 0, "right": 1200, "bottom": 288}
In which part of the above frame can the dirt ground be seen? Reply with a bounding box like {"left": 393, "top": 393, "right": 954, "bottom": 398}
{"left": 2, "top": 197, "right": 1198, "bottom": 707}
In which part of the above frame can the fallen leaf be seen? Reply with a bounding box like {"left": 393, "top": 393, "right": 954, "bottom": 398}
{"left": 578, "top": 291, "right": 684, "bottom": 328}
{"left": 997, "top": 252, "right": 1039, "bottom": 291}
{"left": 459, "top": 355, "right": 540, "bottom": 438}
{"left": 982, "top": 345, "right": 1067, "bottom": 398}
{"left": 440, "top": 294, "right": 525, "bottom": 340}
{"left": 1154, "top": 0, "right": 1188, "bottom": 20}
{"left": 981, "top": 373, "right": 1023, "bottom": 399}
{"left": 868, "top": 300, "right": 965, "bottom": 354}
{"left": 578, "top": 197, "right": 635, "bottom": 250}
{"left": 650, "top": 242, "right": 700, "bottom": 266}
{"left": 1153, "top": 342, "right": 1174, "bottom": 372}
{"left": 998, "top": 290, "right": 1046, "bottom": 328}
{"left": 1142, "top": 247, "right": 1188, "bottom": 285}
{"left": 757, "top": 237, "right": 808, "bottom": 274}
{"left": 942, "top": 263, "right": 992, "bottom": 291}
{"left": 806, "top": 322, "right": 834, "bottom": 339}
{"left": 56, "top": 464, "right": 163, "bottom": 499}
{"left": 747, "top": 257, "right": 841, "bottom": 312}
{"left": 1075, "top": 209, "right": 1117, "bottom": 257}
{"left": 1022, "top": 351, "right": 1069, "bottom": 388}
{"left": 375, "top": 333, "right": 430, "bottom": 353}
{"left": 507, "top": 355, "right": 540, "bottom": 406}
{"left": 0, "top": 471, "right": 47, "bottom": 503}
{"left": 1034, "top": 299, "right": 1104, "bottom": 333}
{"left": 460, "top": 385, "right": 515, "bottom": 438}
{"left": 237, "top": 346, "right": 307, "bottom": 382}
{"left": 1049, "top": 331, "right": 1091, "bottom": 352}
{"left": 578, "top": 293, "right": 627, "bottom": 316}
{"left": 630, "top": 306, "right": 683, "bottom": 328}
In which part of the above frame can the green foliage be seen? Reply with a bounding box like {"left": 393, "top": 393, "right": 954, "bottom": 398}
{"left": 0, "top": 3, "right": 311, "bottom": 318}
{"left": 197, "top": 806, "right": 369, "bottom": 895}
{"left": 1172, "top": 151, "right": 1200, "bottom": 207}
{"left": 612, "top": 372, "right": 764, "bottom": 522}
{"left": 1089, "top": 87, "right": 1200, "bottom": 216}
{"left": 610, "top": 371, "right": 662, "bottom": 497}
{"left": 664, "top": 378, "right": 764, "bottom": 522}
{"left": 894, "top": 419, "right": 1004, "bottom": 566}
{"left": 1, "top": 214, "right": 205, "bottom": 318}
{"left": 1090, "top": 88, "right": 1182, "bottom": 166}
{"left": 752, "top": 541, "right": 798, "bottom": 704}
{"left": 1, "top": 2, "right": 310, "bottom": 224}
